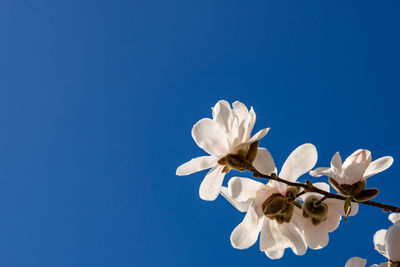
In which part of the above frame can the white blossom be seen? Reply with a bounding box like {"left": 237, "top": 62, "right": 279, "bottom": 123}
{"left": 176, "top": 100, "right": 273, "bottom": 201}
{"left": 310, "top": 149, "right": 393, "bottom": 202}
{"left": 310, "top": 149, "right": 393, "bottom": 185}
{"left": 373, "top": 213, "right": 400, "bottom": 263}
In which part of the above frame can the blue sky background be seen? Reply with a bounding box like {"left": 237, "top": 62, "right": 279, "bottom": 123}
{"left": 0, "top": 0, "right": 399, "bottom": 266}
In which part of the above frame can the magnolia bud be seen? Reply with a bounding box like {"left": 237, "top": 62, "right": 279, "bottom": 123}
{"left": 311, "top": 218, "right": 323, "bottom": 226}
{"left": 247, "top": 141, "right": 259, "bottom": 162}
{"left": 237, "top": 149, "right": 247, "bottom": 159}
{"left": 281, "top": 203, "right": 294, "bottom": 223}
{"left": 286, "top": 186, "right": 300, "bottom": 200}
{"left": 303, "top": 196, "right": 328, "bottom": 225}
{"left": 275, "top": 205, "right": 294, "bottom": 224}
{"left": 222, "top": 166, "right": 230, "bottom": 173}
{"left": 340, "top": 180, "right": 366, "bottom": 197}
{"left": 329, "top": 177, "right": 344, "bottom": 194}
{"left": 353, "top": 188, "right": 379, "bottom": 202}
{"left": 263, "top": 195, "right": 288, "bottom": 217}
{"left": 217, "top": 157, "right": 227, "bottom": 165}
{"left": 302, "top": 208, "right": 309, "bottom": 218}
{"left": 225, "top": 154, "right": 248, "bottom": 171}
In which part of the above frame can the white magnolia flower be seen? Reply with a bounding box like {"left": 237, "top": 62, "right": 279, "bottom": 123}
{"left": 373, "top": 213, "right": 400, "bottom": 264}
{"left": 310, "top": 149, "right": 393, "bottom": 200}
{"left": 176, "top": 100, "right": 273, "bottom": 201}
{"left": 222, "top": 143, "right": 346, "bottom": 258}
{"left": 310, "top": 149, "right": 393, "bottom": 185}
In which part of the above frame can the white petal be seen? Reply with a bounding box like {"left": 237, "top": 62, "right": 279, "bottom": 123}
{"left": 232, "top": 101, "right": 252, "bottom": 145}
{"left": 246, "top": 107, "right": 256, "bottom": 141}
{"left": 220, "top": 177, "right": 263, "bottom": 212}
{"left": 232, "top": 102, "right": 249, "bottom": 129}
{"left": 386, "top": 222, "right": 400, "bottom": 262}
{"left": 322, "top": 206, "right": 342, "bottom": 232}
{"left": 232, "top": 101, "right": 249, "bottom": 121}
{"left": 230, "top": 222, "right": 260, "bottom": 249}
{"left": 176, "top": 156, "right": 217, "bottom": 175}
{"left": 278, "top": 222, "right": 307, "bottom": 256}
{"left": 313, "top": 182, "right": 330, "bottom": 192}
{"left": 373, "top": 229, "right": 388, "bottom": 258}
{"left": 298, "top": 212, "right": 331, "bottom": 249}
{"left": 343, "top": 149, "right": 372, "bottom": 169}
{"left": 220, "top": 187, "right": 252, "bottom": 212}
{"left": 304, "top": 226, "right": 329, "bottom": 249}
{"left": 342, "top": 149, "right": 371, "bottom": 184}
{"left": 279, "top": 143, "right": 318, "bottom": 182}
{"left": 331, "top": 152, "right": 343, "bottom": 176}
{"left": 345, "top": 257, "right": 367, "bottom": 267}
{"left": 199, "top": 165, "right": 225, "bottom": 201}
{"left": 264, "top": 249, "right": 284, "bottom": 260}
{"left": 227, "top": 177, "right": 264, "bottom": 203}
{"left": 363, "top": 156, "right": 394, "bottom": 179}
{"left": 247, "top": 128, "right": 270, "bottom": 143}
{"left": 309, "top": 167, "right": 333, "bottom": 178}
{"left": 192, "top": 118, "right": 229, "bottom": 157}
{"left": 234, "top": 127, "right": 270, "bottom": 152}
{"left": 259, "top": 220, "right": 285, "bottom": 259}
{"left": 389, "top": 213, "right": 400, "bottom": 224}
{"left": 253, "top": 148, "right": 276, "bottom": 175}
{"left": 242, "top": 191, "right": 268, "bottom": 232}
{"left": 227, "top": 116, "right": 241, "bottom": 149}
{"left": 212, "top": 100, "right": 233, "bottom": 132}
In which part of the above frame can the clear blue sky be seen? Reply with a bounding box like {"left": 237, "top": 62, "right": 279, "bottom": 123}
{"left": 0, "top": 0, "right": 399, "bottom": 266}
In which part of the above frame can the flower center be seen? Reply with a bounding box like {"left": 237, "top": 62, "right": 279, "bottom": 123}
{"left": 302, "top": 195, "right": 328, "bottom": 226}
{"left": 217, "top": 141, "right": 259, "bottom": 173}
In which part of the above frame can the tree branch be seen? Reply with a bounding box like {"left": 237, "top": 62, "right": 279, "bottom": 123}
{"left": 249, "top": 167, "right": 400, "bottom": 213}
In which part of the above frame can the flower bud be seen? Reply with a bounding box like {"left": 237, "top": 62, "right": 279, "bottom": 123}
{"left": 311, "top": 217, "right": 323, "bottom": 226}
{"left": 341, "top": 180, "right": 366, "bottom": 196}
{"left": 237, "top": 149, "right": 247, "bottom": 159}
{"left": 263, "top": 195, "right": 288, "bottom": 217}
{"left": 262, "top": 194, "right": 296, "bottom": 224}
{"left": 329, "top": 177, "right": 366, "bottom": 197}
{"left": 225, "top": 154, "right": 248, "bottom": 171}
{"left": 281, "top": 203, "right": 294, "bottom": 223}
{"left": 353, "top": 188, "right": 379, "bottom": 202}
{"left": 303, "top": 195, "right": 328, "bottom": 225}
{"left": 276, "top": 208, "right": 294, "bottom": 224}
{"left": 246, "top": 141, "right": 259, "bottom": 162}
{"left": 286, "top": 186, "right": 300, "bottom": 200}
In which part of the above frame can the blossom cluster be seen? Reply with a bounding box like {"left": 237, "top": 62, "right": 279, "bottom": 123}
{"left": 176, "top": 100, "right": 397, "bottom": 265}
